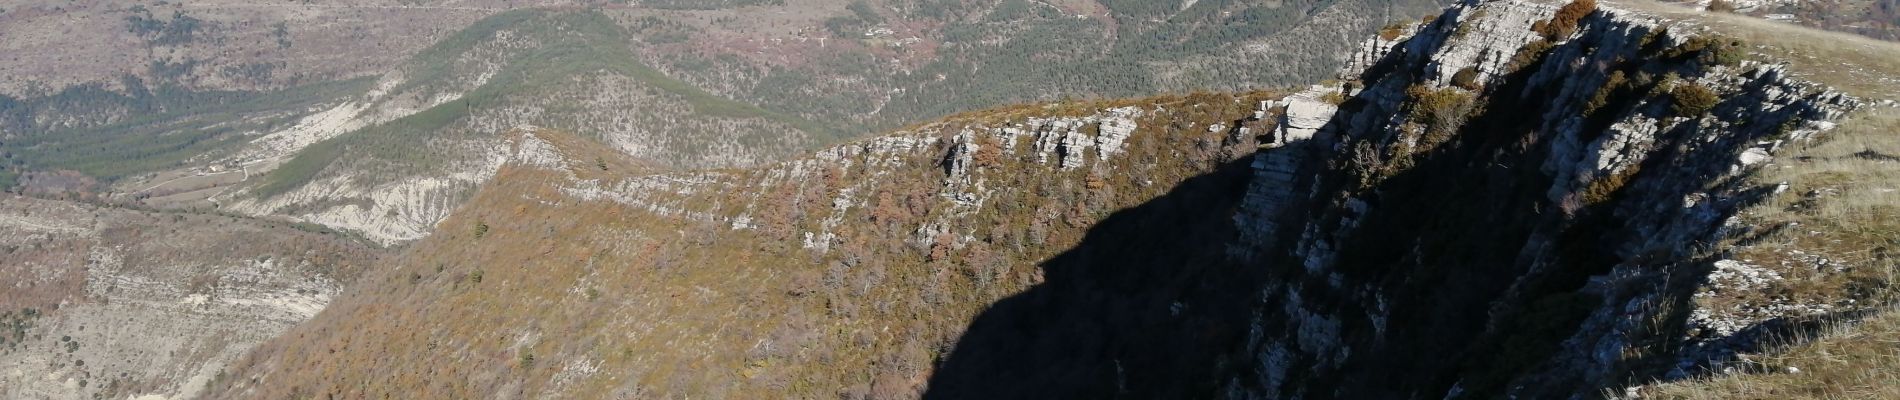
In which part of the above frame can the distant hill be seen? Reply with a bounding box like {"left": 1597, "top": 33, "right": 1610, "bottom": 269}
{"left": 0, "top": 0, "right": 1450, "bottom": 244}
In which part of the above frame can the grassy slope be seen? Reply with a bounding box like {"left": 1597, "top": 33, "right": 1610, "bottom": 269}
{"left": 1647, "top": 313, "right": 1900, "bottom": 399}
{"left": 1642, "top": 109, "right": 1900, "bottom": 399}
{"left": 207, "top": 91, "right": 1279, "bottom": 399}
{"left": 1608, "top": 0, "right": 1900, "bottom": 396}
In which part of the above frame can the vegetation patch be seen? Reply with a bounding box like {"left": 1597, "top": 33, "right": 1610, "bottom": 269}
{"left": 1538, "top": 0, "right": 1599, "bottom": 40}
{"left": 1669, "top": 82, "right": 1721, "bottom": 117}
{"left": 1581, "top": 165, "right": 1642, "bottom": 206}
{"left": 1379, "top": 21, "right": 1412, "bottom": 40}
{"left": 1664, "top": 35, "right": 1749, "bottom": 68}
{"left": 1406, "top": 84, "right": 1480, "bottom": 150}
{"left": 0, "top": 77, "right": 372, "bottom": 184}
{"left": 1451, "top": 67, "right": 1484, "bottom": 91}
{"left": 1508, "top": 39, "right": 1558, "bottom": 72}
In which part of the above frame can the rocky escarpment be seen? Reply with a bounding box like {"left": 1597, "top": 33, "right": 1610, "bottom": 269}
{"left": 1224, "top": 0, "right": 1865, "bottom": 398}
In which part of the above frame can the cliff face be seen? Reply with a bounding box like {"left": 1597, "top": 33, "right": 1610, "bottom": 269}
{"left": 1224, "top": 0, "right": 1863, "bottom": 398}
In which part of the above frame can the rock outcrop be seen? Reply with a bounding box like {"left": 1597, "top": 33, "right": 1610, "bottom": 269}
{"left": 1223, "top": 0, "right": 1863, "bottom": 398}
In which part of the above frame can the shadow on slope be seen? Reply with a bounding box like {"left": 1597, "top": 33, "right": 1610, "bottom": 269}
{"left": 923, "top": 156, "right": 1264, "bottom": 399}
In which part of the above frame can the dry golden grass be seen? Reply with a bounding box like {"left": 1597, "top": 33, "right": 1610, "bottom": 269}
{"left": 1581, "top": 5, "right": 1900, "bottom": 394}
{"left": 1637, "top": 110, "right": 1900, "bottom": 399}
{"left": 1643, "top": 309, "right": 1900, "bottom": 399}
{"left": 1610, "top": 0, "right": 1900, "bottom": 100}
{"left": 1705, "top": 110, "right": 1900, "bottom": 313}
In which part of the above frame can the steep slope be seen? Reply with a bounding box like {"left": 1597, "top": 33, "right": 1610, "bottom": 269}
{"left": 1639, "top": 108, "right": 1900, "bottom": 399}
{"left": 200, "top": 0, "right": 1900, "bottom": 397}
{"left": 1219, "top": 0, "right": 1888, "bottom": 398}
{"left": 0, "top": 196, "right": 381, "bottom": 400}
{"left": 11, "top": 0, "right": 1889, "bottom": 399}
{"left": 205, "top": 92, "right": 1280, "bottom": 398}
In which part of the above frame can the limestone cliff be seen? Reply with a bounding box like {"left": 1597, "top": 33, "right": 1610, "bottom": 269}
{"left": 1223, "top": 0, "right": 1872, "bottom": 398}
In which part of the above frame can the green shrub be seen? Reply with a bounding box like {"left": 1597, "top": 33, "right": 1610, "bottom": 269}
{"left": 1703, "top": 37, "right": 1748, "bottom": 66}
{"left": 1670, "top": 83, "right": 1720, "bottom": 116}
{"left": 1581, "top": 165, "right": 1638, "bottom": 205}
{"left": 1406, "top": 84, "right": 1479, "bottom": 148}
{"left": 1583, "top": 70, "right": 1628, "bottom": 116}
{"left": 1663, "top": 35, "right": 1748, "bottom": 67}
{"left": 1508, "top": 40, "right": 1557, "bottom": 72}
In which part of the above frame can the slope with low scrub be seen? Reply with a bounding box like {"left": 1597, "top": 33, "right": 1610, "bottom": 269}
{"left": 207, "top": 91, "right": 1282, "bottom": 399}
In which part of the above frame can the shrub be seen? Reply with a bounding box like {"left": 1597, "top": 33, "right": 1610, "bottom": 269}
{"left": 1540, "top": 0, "right": 1598, "bottom": 39}
{"left": 1451, "top": 67, "right": 1483, "bottom": 90}
{"left": 1583, "top": 70, "right": 1629, "bottom": 115}
{"left": 1379, "top": 21, "right": 1410, "bottom": 40}
{"left": 1319, "top": 90, "right": 1348, "bottom": 105}
{"left": 1508, "top": 39, "right": 1557, "bottom": 72}
{"left": 971, "top": 137, "right": 1004, "bottom": 168}
{"left": 1703, "top": 37, "right": 1748, "bottom": 66}
{"left": 1406, "top": 84, "right": 1478, "bottom": 148}
{"left": 1707, "top": 0, "right": 1737, "bottom": 13}
{"left": 1581, "top": 165, "right": 1639, "bottom": 205}
{"left": 1663, "top": 35, "right": 1748, "bottom": 67}
{"left": 473, "top": 221, "right": 489, "bottom": 238}
{"left": 1670, "top": 83, "right": 1720, "bottom": 116}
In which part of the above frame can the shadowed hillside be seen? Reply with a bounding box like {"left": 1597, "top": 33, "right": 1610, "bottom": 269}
{"left": 922, "top": 157, "right": 1261, "bottom": 398}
